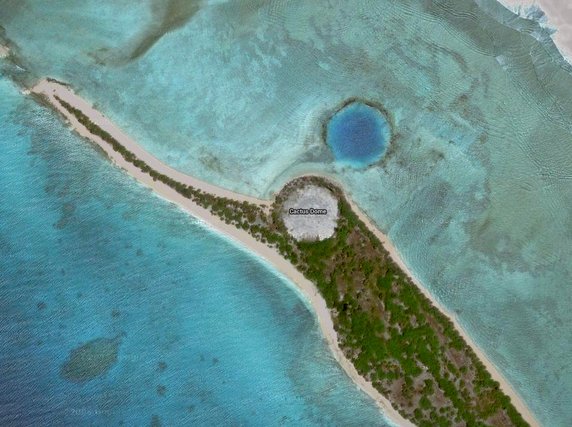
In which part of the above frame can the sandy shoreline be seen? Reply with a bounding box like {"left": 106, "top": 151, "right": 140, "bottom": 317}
{"left": 32, "top": 79, "right": 538, "bottom": 426}
{"left": 500, "top": 0, "right": 572, "bottom": 62}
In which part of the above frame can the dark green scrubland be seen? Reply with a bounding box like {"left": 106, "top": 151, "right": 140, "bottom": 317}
{"left": 55, "top": 95, "right": 529, "bottom": 427}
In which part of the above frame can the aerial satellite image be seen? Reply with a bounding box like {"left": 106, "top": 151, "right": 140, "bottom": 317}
{"left": 1, "top": 1, "right": 571, "bottom": 426}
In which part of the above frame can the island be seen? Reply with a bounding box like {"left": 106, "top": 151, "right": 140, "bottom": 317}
{"left": 32, "top": 79, "right": 537, "bottom": 427}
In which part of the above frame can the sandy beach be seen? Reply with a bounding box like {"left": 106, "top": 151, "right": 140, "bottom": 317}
{"left": 500, "top": 0, "right": 572, "bottom": 62}
{"left": 32, "top": 79, "right": 538, "bottom": 427}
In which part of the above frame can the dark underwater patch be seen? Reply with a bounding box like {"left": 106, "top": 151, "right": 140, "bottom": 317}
{"left": 104, "top": 0, "right": 201, "bottom": 65}
{"left": 60, "top": 335, "right": 122, "bottom": 383}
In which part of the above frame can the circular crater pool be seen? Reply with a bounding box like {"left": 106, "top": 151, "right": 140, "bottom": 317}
{"left": 326, "top": 101, "right": 391, "bottom": 168}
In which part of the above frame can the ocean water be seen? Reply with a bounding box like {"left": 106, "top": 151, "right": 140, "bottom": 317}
{"left": 326, "top": 102, "right": 390, "bottom": 168}
{"left": 0, "top": 77, "right": 393, "bottom": 425}
{"left": 2, "top": 0, "right": 572, "bottom": 425}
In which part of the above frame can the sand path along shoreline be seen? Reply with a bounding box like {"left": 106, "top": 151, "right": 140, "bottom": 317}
{"left": 32, "top": 79, "right": 539, "bottom": 427}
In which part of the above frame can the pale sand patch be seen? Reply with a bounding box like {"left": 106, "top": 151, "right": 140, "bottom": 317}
{"left": 282, "top": 184, "right": 339, "bottom": 241}
{"left": 32, "top": 78, "right": 539, "bottom": 426}
{"left": 0, "top": 44, "right": 10, "bottom": 58}
{"left": 31, "top": 79, "right": 412, "bottom": 426}
{"left": 500, "top": 0, "right": 572, "bottom": 62}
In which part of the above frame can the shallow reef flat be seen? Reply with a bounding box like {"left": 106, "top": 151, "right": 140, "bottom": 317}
{"left": 2, "top": 0, "right": 572, "bottom": 424}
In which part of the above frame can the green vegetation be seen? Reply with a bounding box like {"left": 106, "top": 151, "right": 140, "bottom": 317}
{"left": 55, "top": 95, "right": 529, "bottom": 427}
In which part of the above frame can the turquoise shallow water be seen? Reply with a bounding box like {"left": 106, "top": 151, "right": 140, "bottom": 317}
{"left": 0, "top": 77, "right": 393, "bottom": 425}
{"left": 2, "top": 0, "right": 572, "bottom": 425}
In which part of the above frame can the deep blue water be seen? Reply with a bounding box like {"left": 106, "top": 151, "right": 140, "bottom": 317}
{"left": 326, "top": 102, "right": 390, "bottom": 168}
{"left": 0, "top": 78, "right": 392, "bottom": 425}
